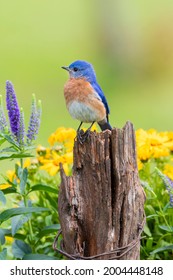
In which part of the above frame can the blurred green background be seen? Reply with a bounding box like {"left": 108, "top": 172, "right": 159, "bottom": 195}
{"left": 1, "top": 0, "right": 173, "bottom": 148}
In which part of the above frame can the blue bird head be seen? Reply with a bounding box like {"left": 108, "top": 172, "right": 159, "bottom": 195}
{"left": 62, "top": 60, "right": 97, "bottom": 83}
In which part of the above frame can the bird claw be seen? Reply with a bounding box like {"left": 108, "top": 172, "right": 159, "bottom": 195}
{"left": 76, "top": 129, "right": 90, "bottom": 144}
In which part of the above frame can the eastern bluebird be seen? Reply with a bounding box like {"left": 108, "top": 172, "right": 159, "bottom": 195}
{"left": 62, "top": 60, "right": 112, "bottom": 143}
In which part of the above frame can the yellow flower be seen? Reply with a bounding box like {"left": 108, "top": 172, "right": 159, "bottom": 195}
{"left": 0, "top": 183, "right": 11, "bottom": 190}
{"left": 63, "top": 163, "right": 70, "bottom": 175}
{"left": 0, "top": 170, "right": 16, "bottom": 190}
{"left": 23, "top": 158, "right": 31, "bottom": 168}
{"left": 40, "top": 151, "right": 61, "bottom": 176}
{"left": 136, "top": 128, "right": 172, "bottom": 161}
{"left": 38, "top": 127, "right": 76, "bottom": 176}
{"left": 7, "top": 170, "right": 15, "bottom": 180}
{"left": 64, "top": 141, "right": 74, "bottom": 153}
{"left": 163, "top": 164, "right": 173, "bottom": 181}
{"left": 150, "top": 145, "right": 169, "bottom": 158}
{"left": 37, "top": 148, "right": 51, "bottom": 163}
{"left": 40, "top": 147, "right": 73, "bottom": 176}
{"left": 48, "top": 132, "right": 56, "bottom": 146}
{"left": 61, "top": 152, "right": 73, "bottom": 165}
{"left": 48, "top": 127, "right": 76, "bottom": 145}
{"left": 54, "top": 127, "right": 68, "bottom": 143}
{"left": 5, "top": 236, "right": 14, "bottom": 244}
{"left": 137, "top": 159, "right": 143, "bottom": 171}
{"left": 136, "top": 129, "right": 151, "bottom": 160}
{"left": 40, "top": 161, "right": 59, "bottom": 176}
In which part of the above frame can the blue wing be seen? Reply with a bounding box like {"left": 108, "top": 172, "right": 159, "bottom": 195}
{"left": 92, "top": 82, "right": 110, "bottom": 117}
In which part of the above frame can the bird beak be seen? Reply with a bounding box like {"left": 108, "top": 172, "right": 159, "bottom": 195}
{"left": 61, "top": 66, "right": 70, "bottom": 72}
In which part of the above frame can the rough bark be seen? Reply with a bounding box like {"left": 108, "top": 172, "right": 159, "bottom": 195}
{"left": 57, "top": 121, "right": 145, "bottom": 259}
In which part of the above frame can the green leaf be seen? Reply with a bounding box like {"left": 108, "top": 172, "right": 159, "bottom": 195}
{"left": 159, "top": 225, "right": 173, "bottom": 233}
{"left": 145, "top": 205, "right": 156, "bottom": 215}
{"left": 0, "top": 137, "right": 6, "bottom": 146}
{"left": 1, "top": 134, "right": 19, "bottom": 149}
{"left": 0, "top": 228, "right": 6, "bottom": 245}
{"left": 38, "top": 224, "right": 60, "bottom": 237}
{"left": 0, "top": 228, "right": 11, "bottom": 235}
{"left": 0, "top": 153, "right": 33, "bottom": 160}
{"left": 0, "top": 207, "right": 50, "bottom": 223}
{"left": 21, "top": 168, "right": 28, "bottom": 193}
{"left": 42, "top": 224, "right": 60, "bottom": 231}
{"left": 146, "top": 214, "right": 159, "bottom": 219}
{"left": 16, "top": 167, "right": 28, "bottom": 194}
{"left": 44, "top": 192, "right": 57, "bottom": 211}
{"left": 11, "top": 214, "right": 31, "bottom": 236}
{"left": 146, "top": 237, "right": 153, "bottom": 251}
{"left": 0, "top": 190, "right": 6, "bottom": 205}
{"left": 0, "top": 248, "right": 7, "bottom": 260}
{"left": 12, "top": 240, "right": 32, "bottom": 259}
{"left": 143, "top": 224, "right": 152, "bottom": 237}
{"left": 0, "top": 154, "right": 12, "bottom": 160}
{"left": 150, "top": 244, "right": 173, "bottom": 255}
{"left": 22, "top": 253, "right": 58, "bottom": 260}
{"left": 1, "top": 186, "right": 17, "bottom": 195}
{"left": 0, "top": 146, "right": 18, "bottom": 153}
{"left": 163, "top": 203, "right": 170, "bottom": 212}
{"left": 30, "top": 184, "right": 57, "bottom": 194}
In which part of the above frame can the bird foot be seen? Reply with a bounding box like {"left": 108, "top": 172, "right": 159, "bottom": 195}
{"left": 76, "top": 129, "right": 90, "bottom": 144}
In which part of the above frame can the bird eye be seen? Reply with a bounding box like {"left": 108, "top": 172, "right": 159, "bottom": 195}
{"left": 73, "top": 67, "right": 78, "bottom": 72}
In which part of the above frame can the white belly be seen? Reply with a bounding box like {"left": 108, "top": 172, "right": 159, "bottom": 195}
{"left": 68, "top": 101, "right": 100, "bottom": 123}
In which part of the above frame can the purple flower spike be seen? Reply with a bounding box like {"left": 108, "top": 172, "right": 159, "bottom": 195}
{"left": 27, "top": 94, "right": 42, "bottom": 143}
{"left": 165, "top": 176, "right": 173, "bottom": 207}
{"left": 0, "top": 95, "right": 7, "bottom": 132}
{"left": 155, "top": 167, "right": 173, "bottom": 207}
{"left": 35, "top": 99, "right": 42, "bottom": 137}
{"left": 18, "top": 107, "right": 25, "bottom": 147}
{"left": 6, "top": 81, "right": 20, "bottom": 139}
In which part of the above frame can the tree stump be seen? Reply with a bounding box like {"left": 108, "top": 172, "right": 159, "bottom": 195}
{"left": 56, "top": 121, "right": 146, "bottom": 260}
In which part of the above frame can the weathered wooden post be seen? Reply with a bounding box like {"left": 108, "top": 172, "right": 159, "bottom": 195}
{"left": 54, "top": 121, "right": 146, "bottom": 259}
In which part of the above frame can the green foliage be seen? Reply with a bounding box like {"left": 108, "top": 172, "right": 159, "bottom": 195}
{"left": 0, "top": 207, "right": 50, "bottom": 223}
{"left": 0, "top": 134, "right": 61, "bottom": 260}
{"left": 0, "top": 190, "right": 6, "bottom": 205}
{"left": 140, "top": 159, "right": 173, "bottom": 260}
{"left": 0, "top": 248, "right": 7, "bottom": 260}
{"left": 0, "top": 133, "right": 34, "bottom": 160}
{"left": 12, "top": 240, "right": 32, "bottom": 259}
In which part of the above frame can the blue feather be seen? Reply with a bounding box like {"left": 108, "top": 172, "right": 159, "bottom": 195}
{"left": 62, "top": 60, "right": 112, "bottom": 131}
{"left": 91, "top": 82, "right": 110, "bottom": 116}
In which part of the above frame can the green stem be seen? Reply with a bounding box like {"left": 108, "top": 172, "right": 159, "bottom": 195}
{"left": 28, "top": 220, "right": 34, "bottom": 242}
{"left": 158, "top": 232, "right": 172, "bottom": 243}
{"left": 20, "top": 158, "right": 35, "bottom": 249}
{"left": 23, "top": 193, "right": 35, "bottom": 250}
{"left": 23, "top": 196, "right": 35, "bottom": 249}
{"left": 20, "top": 158, "right": 23, "bottom": 169}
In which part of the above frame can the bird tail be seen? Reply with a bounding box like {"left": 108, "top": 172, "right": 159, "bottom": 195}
{"left": 98, "top": 121, "right": 112, "bottom": 131}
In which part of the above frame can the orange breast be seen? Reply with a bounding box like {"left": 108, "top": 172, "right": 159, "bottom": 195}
{"left": 64, "top": 78, "right": 94, "bottom": 104}
{"left": 64, "top": 78, "right": 106, "bottom": 122}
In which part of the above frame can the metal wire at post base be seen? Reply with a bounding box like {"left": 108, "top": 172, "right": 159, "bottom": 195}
{"left": 53, "top": 218, "right": 146, "bottom": 260}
